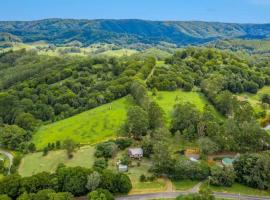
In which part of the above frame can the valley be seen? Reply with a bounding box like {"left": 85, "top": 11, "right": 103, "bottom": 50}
{"left": 0, "top": 18, "right": 270, "bottom": 200}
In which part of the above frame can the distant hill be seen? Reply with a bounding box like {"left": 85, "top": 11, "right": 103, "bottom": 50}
{"left": 0, "top": 19, "right": 270, "bottom": 46}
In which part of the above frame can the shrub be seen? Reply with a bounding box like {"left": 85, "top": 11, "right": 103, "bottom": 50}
{"left": 140, "top": 174, "right": 146, "bottom": 182}
{"left": 114, "top": 138, "right": 132, "bottom": 150}
{"left": 0, "top": 195, "right": 11, "bottom": 200}
{"left": 93, "top": 158, "right": 108, "bottom": 170}
{"left": 210, "top": 165, "right": 235, "bottom": 187}
{"left": 95, "top": 142, "right": 117, "bottom": 158}
{"left": 87, "top": 189, "right": 114, "bottom": 200}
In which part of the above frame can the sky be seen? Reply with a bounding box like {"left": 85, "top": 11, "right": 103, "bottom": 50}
{"left": 0, "top": 0, "right": 270, "bottom": 23}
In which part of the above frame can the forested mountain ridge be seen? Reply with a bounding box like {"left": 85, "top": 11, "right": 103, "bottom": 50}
{"left": 0, "top": 19, "right": 270, "bottom": 46}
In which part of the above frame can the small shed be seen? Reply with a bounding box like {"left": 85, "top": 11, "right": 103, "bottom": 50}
{"left": 118, "top": 164, "right": 128, "bottom": 172}
{"left": 128, "top": 148, "right": 143, "bottom": 159}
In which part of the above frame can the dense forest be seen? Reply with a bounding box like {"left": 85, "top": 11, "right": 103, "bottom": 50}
{"left": 0, "top": 19, "right": 270, "bottom": 46}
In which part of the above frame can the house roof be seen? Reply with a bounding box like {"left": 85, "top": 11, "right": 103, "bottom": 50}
{"left": 129, "top": 148, "right": 143, "bottom": 155}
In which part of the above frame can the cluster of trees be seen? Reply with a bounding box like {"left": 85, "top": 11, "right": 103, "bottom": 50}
{"left": 233, "top": 153, "right": 270, "bottom": 189}
{"left": 148, "top": 48, "right": 269, "bottom": 94}
{"left": 95, "top": 138, "right": 132, "bottom": 159}
{"left": 171, "top": 101, "right": 270, "bottom": 152}
{"left": 122, "top": 80, "right": 165, "bottom": 140}
{"left": 0, "top": 165, "right": 132, "bottom": 199}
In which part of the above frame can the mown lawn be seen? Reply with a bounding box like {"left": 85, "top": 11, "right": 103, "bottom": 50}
{"left": 18, "top": 145, "right": 95, "bottom": 177}
{"left": 172, "top": 180, "right": 200, "bottom": 191}
{"left": 32, "top": 97, "right": 133, "bottom": 149}
{"left": 201, "top": 182, "right": 270, "bottom": 197}
{"left": 126, "top": 158, "right": 166, "bottom": 194}
{"left": 152, "top": 90, "right": 219, "bottom": 121}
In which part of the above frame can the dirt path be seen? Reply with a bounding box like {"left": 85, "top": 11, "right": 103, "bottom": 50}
{"left": 144, "top": 65, "right": 156, "bottom": 83}
{"left": 187, "top": 182, "right": 202, "bottom": 193}
{"left": 164, "top": 178, "right": 173, "bottom": 192}
{"left": 0, "top": 149, "right": 14, "bottom": 175}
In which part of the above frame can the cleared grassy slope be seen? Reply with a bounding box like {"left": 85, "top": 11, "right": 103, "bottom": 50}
{"left": 19, "top": 146, "right": 95, "bottom": 177}
{"left": 238, "top": 86, "right": 270, "bottom": 114}
{"left": 32, "top": 97, "right": 133, "bottom": 149}
{"left": 152, "top": 90, "right": 219, "bottom": 121}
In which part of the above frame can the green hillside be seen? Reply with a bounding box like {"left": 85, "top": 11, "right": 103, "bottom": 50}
{"left": 238, "top": 86, "right": 270, "bottom": 114}
{"left": 153, "top": 90, "right": 219, "bottom": 122}
{"left": 1, "top": 19, "right": 270, "bottom": 46}
{"left": 32, "top": 97, "right": 133, "bottom": 149}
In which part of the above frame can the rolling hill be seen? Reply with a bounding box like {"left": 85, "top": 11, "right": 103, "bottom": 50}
{"left": 0, "top": 19, "right": 270, "bottom": 46}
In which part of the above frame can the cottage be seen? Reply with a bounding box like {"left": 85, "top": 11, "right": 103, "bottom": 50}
{"left": 128, "top": 148, "right": 143, "bottom": 159}
{"left": 118, "top": 164, "right": 128, "bottom": 172}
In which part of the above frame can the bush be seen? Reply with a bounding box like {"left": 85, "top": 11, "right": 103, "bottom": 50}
{"left": 114, "top": 138, "right": 132, "bottom": 150}
{"left": 210, "top": 165, "right": 235, "bottom": 187}
{"left": 140, "top": 174, "right": 146, "bottom": 182}
{"left": 120, "top": 154, "right": 130, "bottom": 166}
{"left": 95, "top": 142, "right": 117, "bottom": 158}
{"left": 171, "top": 157, "right": 210, "bottom": 181}
{"left": 93, "top": 158, "right": 108, "bottom": 170}
{"left": 0, "top": 195, "right": 11, "bottom": 200}
{"left": 87, "top": 189, "right": 114, "bottom": 200}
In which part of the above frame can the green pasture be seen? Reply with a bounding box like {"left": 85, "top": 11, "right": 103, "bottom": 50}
{"left": 32, "top": 97, "right": 133, "bottom": 149}
{"left": 152, "top": 90, "right": 219, "bottom": 121}
{"left": 18, "top": 145, "right": 95, "bottom": 177}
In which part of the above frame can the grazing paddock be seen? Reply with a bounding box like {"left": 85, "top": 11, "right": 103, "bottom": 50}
{"left": 32, "top": 97, "right": 133, "bottom": 149}
{"left": 18, "top": 145, "right": 95, "bottom": 177}
{"left": 152, "top": 90, "right": 219, "bottom": 122}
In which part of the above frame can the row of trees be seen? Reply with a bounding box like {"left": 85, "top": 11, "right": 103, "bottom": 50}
{"left": 0, "top": 165, "right": 132, "bottom": 199}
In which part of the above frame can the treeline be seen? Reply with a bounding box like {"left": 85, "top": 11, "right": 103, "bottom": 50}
{"left": 0, "top": 165, "right": 132, "bottom": 200}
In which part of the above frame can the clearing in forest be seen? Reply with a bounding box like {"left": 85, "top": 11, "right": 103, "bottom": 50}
{"left": 153, "top": 90, "right": 218, "bottom": 121}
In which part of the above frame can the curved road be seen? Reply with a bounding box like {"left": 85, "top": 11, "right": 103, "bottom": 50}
{"left": 0, "top": 149, "right": 14, "bottom": 174}
{"left": 116, "top": 192, "right": 270, "bottom": 200}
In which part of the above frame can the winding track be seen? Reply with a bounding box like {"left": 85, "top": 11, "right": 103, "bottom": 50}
{"left": 0, "top": 149, "right": 14, "bottom": 174}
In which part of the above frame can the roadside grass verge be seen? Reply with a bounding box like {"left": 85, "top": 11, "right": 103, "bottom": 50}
{"left": 201, "top": 182, "right": 270, "bottom": 197}
{"left": 172, "top": 180, "right": 200, "bottom": 191}
{"left": 32, "top": 97, "right": 133, "bottom": 149}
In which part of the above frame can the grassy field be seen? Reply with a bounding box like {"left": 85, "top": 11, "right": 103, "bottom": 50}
{"left": 32, "top": 97, "right": 133, "bottom": 149}
{"left": 18, "top": 145, "right": 95, "bottom": 177}
{"left": 99, "top": 49, "right": 137, "bottom": 57}
{"left": 152, "top": 90, "right": 219, "bottom": 121}
{"left": 201, "top": 182, "right": 270, "bottom": 197}
{"left": 126, "top": 159, "right": 167, "bottom": 194}
{"left": 238, "top": 86, "right": 270, "bottom": 114}
{"left": 172, "top": 180, "right": 200, "bottom": 191}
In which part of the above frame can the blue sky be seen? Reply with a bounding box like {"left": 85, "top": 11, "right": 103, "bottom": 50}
{"left": 0, "top": 0, "right": 270, "bottom": 23}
